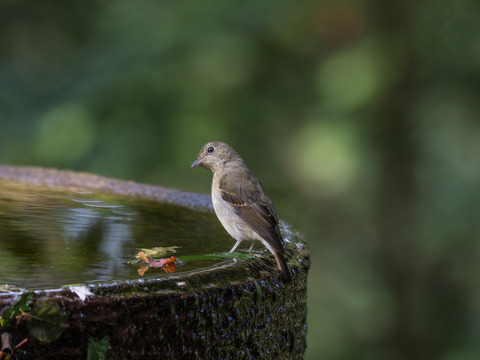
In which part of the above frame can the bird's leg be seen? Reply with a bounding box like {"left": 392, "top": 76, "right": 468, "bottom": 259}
{"left": 229, "top": 240, "right": 241, "bottom": 253}
{"left": 248, "top": 241, "right": 255, "bottom": 253}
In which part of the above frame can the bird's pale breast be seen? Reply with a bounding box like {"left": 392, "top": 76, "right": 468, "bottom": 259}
{"left": 211, "top": 177, "right": 261, "bottom": 242}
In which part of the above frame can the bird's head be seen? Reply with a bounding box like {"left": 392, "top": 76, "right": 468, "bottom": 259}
{"left": 191, "top": 141, "right": 240, "bottom": 172}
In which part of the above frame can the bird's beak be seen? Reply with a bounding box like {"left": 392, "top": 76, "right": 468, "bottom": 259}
{"left": 191, "top": 158, "right": 203, "bottom": 168}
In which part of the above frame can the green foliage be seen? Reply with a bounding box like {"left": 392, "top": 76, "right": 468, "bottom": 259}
{"left": 26, "top": 301, "right": 68, "bottom": 343}
{"left": 87, "top": 337, "right": 109, "bottom": 360}
{"left": 1, "top": 294, "right": 68, "bottom": 344}
{"left": 0, "top": 292, "right": 33, "bottom": 328}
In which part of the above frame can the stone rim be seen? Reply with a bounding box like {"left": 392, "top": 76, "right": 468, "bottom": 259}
{"left": 0, "top": 165, "right": 308, "bottom": 301}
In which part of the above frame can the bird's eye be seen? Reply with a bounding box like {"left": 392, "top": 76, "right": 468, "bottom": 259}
{"left": 207, "top": 146, "right": 214, "bottom": 153}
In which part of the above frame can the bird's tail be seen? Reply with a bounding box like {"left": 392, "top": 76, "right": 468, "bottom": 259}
{"left": 274, "top": 250, "right": 292, "bottom": 283}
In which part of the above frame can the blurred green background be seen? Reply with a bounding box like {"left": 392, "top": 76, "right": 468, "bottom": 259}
{"left": 1, "top": 0, "right": 480, "bottom": 358}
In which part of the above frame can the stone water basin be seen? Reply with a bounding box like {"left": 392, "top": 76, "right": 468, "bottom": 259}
{"left": 0, "top": 166, "right": 309, "bottom": 359}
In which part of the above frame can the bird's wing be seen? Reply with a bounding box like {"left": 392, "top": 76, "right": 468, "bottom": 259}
{"left": 219, "top": 172, "right": 285, "bottom": 254}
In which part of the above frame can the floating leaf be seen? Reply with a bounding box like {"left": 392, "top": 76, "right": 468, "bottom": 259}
{"left": 87, "top": 336, "right": 109, "bottom": 360}
{"left": 137, "top": 251, "right": 177, "bottom": 275}
{"left": 1, "top": 292, "right": 33, "bottom": 328}
{"left": 137, "top": 251, "right": 151, "bottom": 264}
{"left": 136, "top": 246, "right": 179, "bottom": 259}
{"left": 137, "top": 263, "right": 150, "bottom": 276}
{"left": 147, "top": 255, "right": 177, "bottom": 269}
{"left": 26, "top": 301, "right": 67, "bottom": 342}
{"left": 162, "top": 261, "right": 176, "bottom": 273}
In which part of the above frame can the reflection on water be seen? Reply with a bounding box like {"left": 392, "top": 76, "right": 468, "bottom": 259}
{"left": 0, "top": 180, "right": 229, "bottom": 289}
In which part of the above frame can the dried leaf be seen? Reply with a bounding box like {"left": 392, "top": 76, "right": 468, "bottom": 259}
{"left": 69, "top": 286, "right": 94, "bottom": 301}
{"left": 137, "top": 263, "right": 149, "bottom": 276}
{"left": 148, "top": 256, "right": 177, "bottom": 268}
{"left": 137, "top": 252, "right": 177, "bottom": 275}
{"left": 162, "top": 261, "right": 176, "bottom": 273}
{"left": 136, "top": 246, "right": 179, "bottom": 258}
{"left": 137, "top": 251, "right": 150, "bottom": 263}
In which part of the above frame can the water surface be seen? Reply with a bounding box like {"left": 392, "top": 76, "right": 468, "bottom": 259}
{"left": 0, "top": 180, "right": 234, "bottom": 289}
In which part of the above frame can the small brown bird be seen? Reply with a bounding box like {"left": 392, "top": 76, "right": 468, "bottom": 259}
{"left": 191, "top": 141, "right": 291, "bottom": 282}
